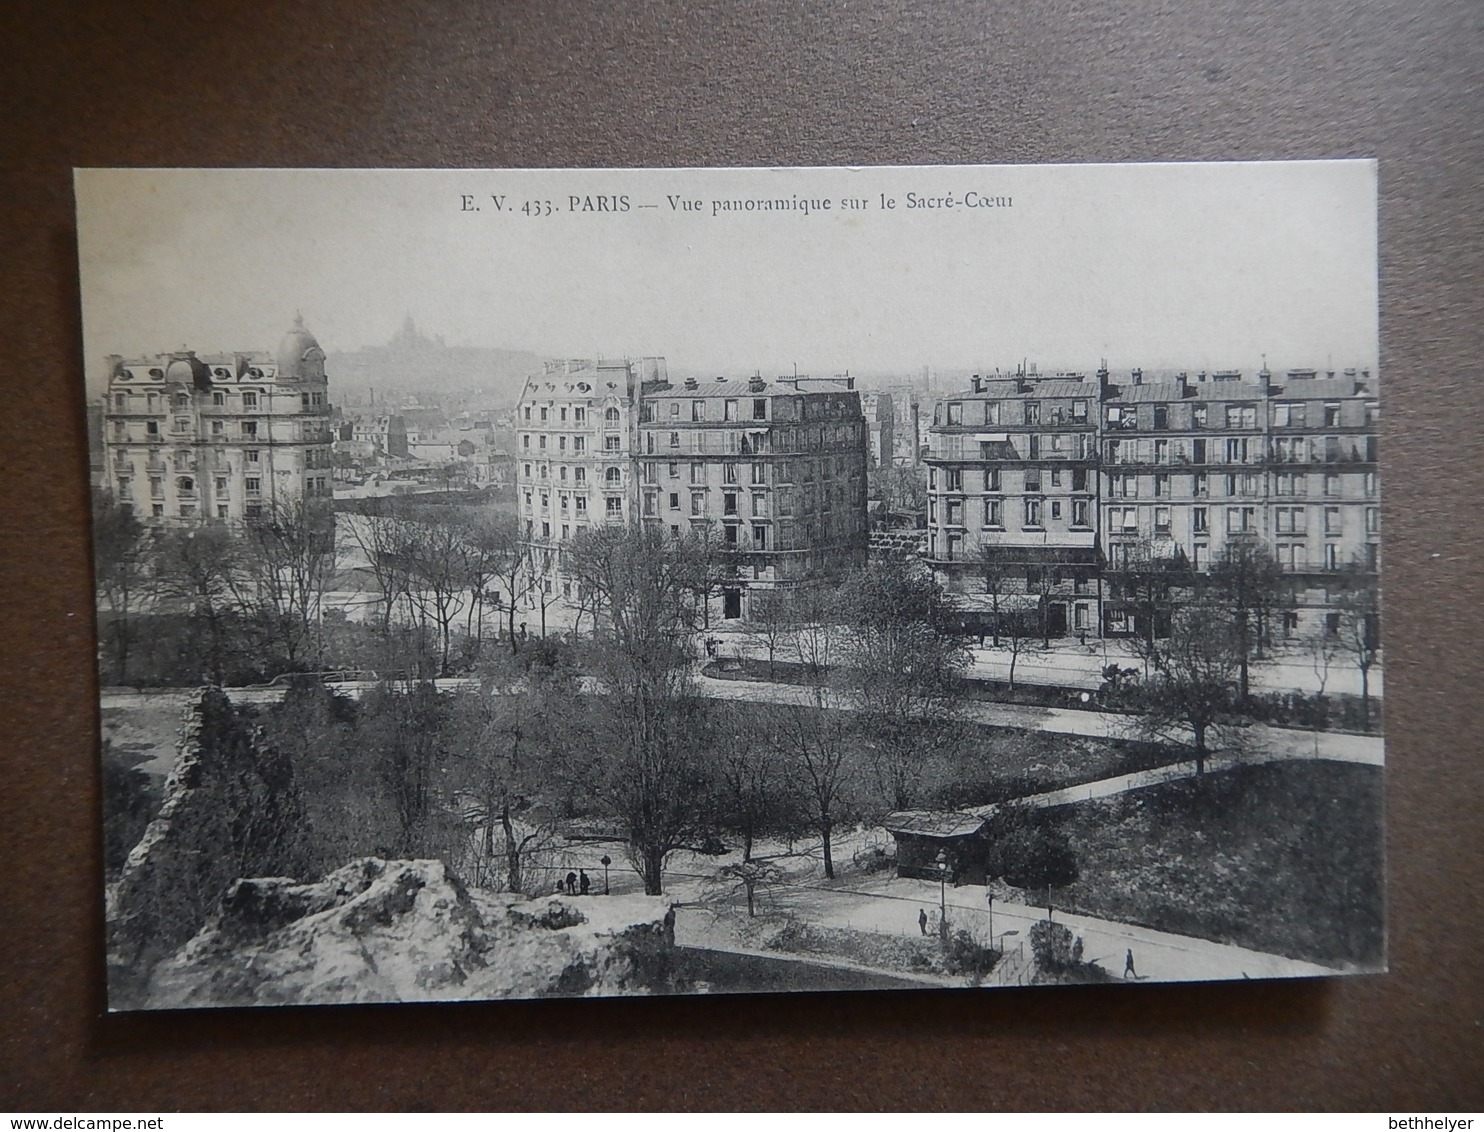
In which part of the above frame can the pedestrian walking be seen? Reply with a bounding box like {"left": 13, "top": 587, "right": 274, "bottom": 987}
{"left": 566, "top": 871, "right": 577, "bottom": 896}
{"left": 1124, "top": 948, "right": 1137, "bottom": 979}
{"left": 918, "top": 908, "right": 928, "bottom": 936}
{"left": 579, "top": 869, "right": 591, "bottom": 895}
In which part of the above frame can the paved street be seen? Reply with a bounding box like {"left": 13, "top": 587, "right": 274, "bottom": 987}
{"left": 694, "top": 670, "right": 1384, "bottom": 768}
{"left": 672, "top": 869, "right": 1339, "bottom": 987}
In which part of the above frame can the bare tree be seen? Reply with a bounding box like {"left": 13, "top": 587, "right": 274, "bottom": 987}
{"left": 769, "top": 692, "right": 854, "bottom": 880}
{"left": 1132, "top": 597, "right": 1245, "bottom": 775}
{"left": 835, "top": 559, "right": 970, "bottom": 810}
{"left": 741, "top": 587, "right": 794, "bottom": 679}
{"left": 239, "top": 495, "right": 338, "bottom": 671}
{"left": 1207, "top": 537, "right": 1289, "bottom": 702}
{"left": 91, "top": 488, "right": 153, "bottom": 684}
{"left": 1332, "top": 559, "right": 1382, "bottom": 732}
{"left": 977, "top": 547, "right": 1012, "bottom": 647}
{"left": 564, "top": 525, "right": 717, "bottom": 895}
{"left": 442, "top": 654, "right": 571, "bottom": 892}
{"left": 152, "top": 523, "right": 248, "bottom": 683}
{"left": 713, "top": 700, "right": 784, "bottom": 862}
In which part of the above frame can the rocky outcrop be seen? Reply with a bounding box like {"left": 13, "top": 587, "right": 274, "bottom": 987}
{"left": 107, "top": 688, "right": 306, "bottom": 1006}
{"left": 146, "top": 858, "right": 683, "bottom": 1008}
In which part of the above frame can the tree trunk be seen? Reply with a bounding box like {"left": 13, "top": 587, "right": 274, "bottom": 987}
{"left": 642, "top": 847, "right": 665, "bottom": 896}
{"left": 1193, "top": 720, "right": 1207, "bottom": 777}
{"left": 745, "top": 882, "right": 756, "bottom": 917}
{"left": 500, "top": 803, "right": 522, "bottom": 894}
{"left": 742, "top": 824, "right": 754, "bottom": 863}
{"left": 820, "top": 817, "right": 835, "bottom": 880}
{"left": 1360, "top": 664, "right": 1371, "bottom": 732}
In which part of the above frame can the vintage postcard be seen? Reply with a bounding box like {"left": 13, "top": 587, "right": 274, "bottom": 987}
{"left": 77, "top": 163, "right": 1383, "bottom": 1009}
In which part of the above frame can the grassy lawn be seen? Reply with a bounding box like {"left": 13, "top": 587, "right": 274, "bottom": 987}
{"left": 1048, "top": 761, "right": 1384, "bottom": 969}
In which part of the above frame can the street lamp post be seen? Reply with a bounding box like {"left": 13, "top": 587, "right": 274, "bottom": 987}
{"left": 600, "top": 854, "right": 611, "bottom": 896}
{"left": 986, "top": 890, "right": 995, "bottom": 945}
{"left": 935, "top": 848, "right": 949, "bottom": 943}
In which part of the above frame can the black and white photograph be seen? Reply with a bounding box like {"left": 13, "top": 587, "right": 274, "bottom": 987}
{"left": 77, "top": 162, "right": 1384, "bottom": 1011}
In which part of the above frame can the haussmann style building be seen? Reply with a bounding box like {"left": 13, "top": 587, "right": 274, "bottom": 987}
{"left": 515, "top": 359, "right": 870, "bottom": 622}
{"left": 99, "top": 316, "right": 335, "bottom": 522}
{"left": 925, "top": 364, "right": 1379, "bottom": 641}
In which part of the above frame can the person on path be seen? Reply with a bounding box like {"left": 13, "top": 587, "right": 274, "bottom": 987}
{"left": 566, "top": 871, "right": 577, "bottom": 896}
{"left": 919, "top": 908, "right": 928, "bottom": 936}
{"left": 1124, "top": 948, "right": 1137, "bottom": 980}
{"left": 579, "top": 869, "right": 591, "bottom": 895}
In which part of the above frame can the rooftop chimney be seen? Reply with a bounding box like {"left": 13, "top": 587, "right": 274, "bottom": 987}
{"left": 683, "top": 377, "right": 699, "bottom": 391}
{"left": 970, "top": 374, "right": 983, "bottom": 393}
{"left": 1131, "top": 368, "right": 1143, "bottom": 386}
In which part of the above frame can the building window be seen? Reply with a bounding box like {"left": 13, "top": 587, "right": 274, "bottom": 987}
{"left": 606, "top": 497, "right": 622, "bottom": 517}
{"left": 574, "top": 496, "right": 587, "bottom": 514}
{"left": 945, "top": 468, "right": 963, "bottom": 492}
{"left": 1154, "top": 439, "right": 1169, "bottom": 464}
{"left": 1225, "top": 438, "right": 1248, "bottom": 463}
{"left": 945, "top": 499, "right": 962, "bottom": 525}
{"left": 1024, "top": 498, "right": 1043, "bottom": 527}
{"left": 1226, "top": 506, "right": 1256, "bottom": 533}
{"left": 538, "top": 435, "right": 547, "bottom": 450}
{"left": 668, "top": 492, "right": 680, "bottom": 510}
{"left": 753, "top": 399, "right": 767, "bottom": 421}
{"left": 1278, "top": 543, "right": 1306, "bottom": 571}
{"left": 1324, "top": 473, "right": 1340, "bottom": 497}
{"left": 724, "top": 491, "right": 738, "bottom": 515}
{"left": 558, "top": 435, "right": 568, "bottom": 452}
{"left": 984, "top": 468, "right": 1002, "bottom": 492}
{"left": 1154, "top": 506, "right": 1171, "bottom": 533}
{"left": 605, "top": 467, "right": 621, "bottom": 486}
{"left": 1193, "top": 472, "right": 1208, "bottom": 498}
{"left": 245, "top": 477, "right": 261, "bottom": 495}
{"left": 573, "top": 407, "right": 586, "bottom": 424}
{"left": 1324, "top": 506, "right": 1342, "bottom": 535}
{"left": 752, "top": 525, "right": 768, "bottom": 549}
{"left": 1049, "top": 500, "right": 1063, "bottom": 521}
{"left": 1024, "top": 402, "right": 1040, "bottom": 425}
{"left": 523, "top": 435, "right": 531, "bottom": 450}
{"left": 574, "top": 467, "right": 586, "bottom": 484}
{"left": 983, "top": 499, "right": 1002, "bottom": 527}
{"left": 947, "top": 403, "right": 962, "bottom": 425}
{"left": 1324, "top": 403, "right": 1342, "bottom": 427}
{"left": 1192, "top": 506, "right": 1209, "bottom": 533}
{"left": 538, "top": 407, "right": 548, "bottom": 422}
{"left": 1071, "top": 499, "right": 1089, "bottom": 527}
{"left": 1274, "top": 402, "right": 1306, "bottom": 427}
{"left": 1024, "top": 469, "right": 1042, "bottom": 493}
{"left": 1324, "top": 542, "right": 1340, "bottom": 570}
{"left": 1154, "top": 473, "right": 1169, "bottom": 497}
{"left": 1226, "top": 404, "right": 1256, "bottom": 429}
{"left": 724, "top": 400, "right": 738, "bottom": 421}
{"left": 643, "top": 492, "right": 657, "bottom": 516}
{"left": 541, "top": 522, "right": 551, "bottom": 538}
{"left": 1366, "top": 507, "right": 1379, "bottom": 534}
{"left": 690, "top": 400, "right": 705, "bottom": 422}
{"left": 242, "top": 392, "right": 258, "bottom": 410}
{"left": 207, "top": 420, "right": 222, "bottom": 436}
{"left": 752, "top": 463, "right": 766, "bottom": 485}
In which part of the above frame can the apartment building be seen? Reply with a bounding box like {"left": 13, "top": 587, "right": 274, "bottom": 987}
{"left": 1101, "top": 366, "right": 1379, "bottom": 637}
{"left": 859, "top": 390, "right": 896, "bottom": 470}
{"left": 635, "top": 373, "right": 869, "bottom": 620}
{"left": 515, "top": 358, "right": 657, "bottom": 601}
{"left": 924, "top": 372, "right": 1103, "bottom": 637}
{"left": 100, "top": 315, "right": 335, "bottom": 522}
{"left": 926, "top": 364, "right": 1380, "bottom": 640}
{"left": 514, "top": 361, "right": 869, "bottom": 621}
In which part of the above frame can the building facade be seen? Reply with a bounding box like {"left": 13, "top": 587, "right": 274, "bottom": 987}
{"left": 924, "top": 373, "right": 1102, "bottom": 637}
{"left": 635, "top": 373, "right": 869, "bottom": 619}
{"left": 1100, "top": 366, "right": 1379, "bottom": 638}
{"left": 514, "top": 361, "right": 870, "bottom": 621}
{"left": 925, "top": 365, "right": 1379, "bottom": 640}
{"left": 100, "top": 316, "right": 334, "bottom": 522}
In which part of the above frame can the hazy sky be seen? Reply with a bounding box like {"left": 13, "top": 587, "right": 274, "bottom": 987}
{"left": 75, "top": 162, "right": 1377, "bottom": 393}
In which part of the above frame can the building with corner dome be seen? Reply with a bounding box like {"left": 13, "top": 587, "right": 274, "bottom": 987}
{"left": 99, "top": 315, "right": 335, "bottom": 522}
